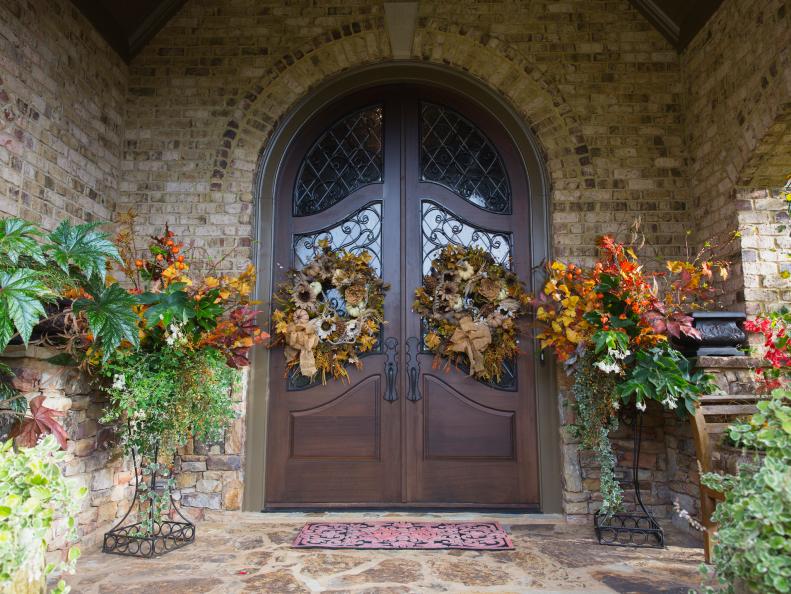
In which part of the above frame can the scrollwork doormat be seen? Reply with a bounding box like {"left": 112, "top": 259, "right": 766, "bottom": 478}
{"left": 291, "top": 521, "right": 513, "bottom": 550}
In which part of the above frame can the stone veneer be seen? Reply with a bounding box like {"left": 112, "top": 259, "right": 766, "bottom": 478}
{"left": 172, "top": 371, "right": 249, "bottom": 515}
{"left": 0, "top": 347, "right": 135, "bottom": 559}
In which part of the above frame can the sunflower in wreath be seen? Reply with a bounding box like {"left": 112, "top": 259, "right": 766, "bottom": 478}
{"left": 413, "top": 245, "right": 530, "bottom": 381}
{"left": 271, "top": 241, "right": 389, "bottom": 383}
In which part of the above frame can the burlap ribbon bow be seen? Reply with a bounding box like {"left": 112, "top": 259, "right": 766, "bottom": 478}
{"left": 448, "top": 316, "right": 492, "bottom": 376}
{"left": 284, "top": 321, "right": 320, "bottom": 377}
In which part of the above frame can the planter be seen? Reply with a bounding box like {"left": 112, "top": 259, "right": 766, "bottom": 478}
{"left": 714, "top": 444, "right": 765, "bottom": 476}
{"left": 8, "top": 299, "right": 73, "bottom": 346}
{"left": 672, "top": 311, "right": 747, "bottom": 357}
{"left": 103, "top": 444, "right": 195, "bottom": 558}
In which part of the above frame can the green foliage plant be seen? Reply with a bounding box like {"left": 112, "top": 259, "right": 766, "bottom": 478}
{"left": 99, "top": 344, "right": 237, "bottom": 535}
{"left": 700, "top": 388, "right": 791, "bottom": 593}
{"left": 0, "top": 435, "right": 86, "bottom": 594}
{"left": 0, "top": 216, "right": 141, "bottom": 448}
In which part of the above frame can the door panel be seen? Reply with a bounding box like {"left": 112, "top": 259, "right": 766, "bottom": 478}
{"left": 290, "top": 376, "right": 381, "bottom": 460}
{"left": 266, "top": 84, "right": 539, "bottom": 508}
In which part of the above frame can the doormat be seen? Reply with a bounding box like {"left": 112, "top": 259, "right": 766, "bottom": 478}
{"left": 291, "top": 521, "right": 513, "bottom": 550}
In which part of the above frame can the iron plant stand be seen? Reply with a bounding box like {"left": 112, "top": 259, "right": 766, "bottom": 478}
{"left": 594, "top": 408, "right": 665, "bottom": 548}
{"left": 103, "top": 445, "right": 195, "bottom": 558}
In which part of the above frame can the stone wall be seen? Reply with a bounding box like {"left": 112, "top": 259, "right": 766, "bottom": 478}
{"left": 172, "top": 372, "right": 248, "bottom": 516}
{"left": 664, "top": 356, "right": 761, "bottom": 534}
{"left": 1, "top": 347, "right": 135, "bottom": 557}
{"left": 0, "top": 0, "right": 127, "bottom": 227}
{"left": 682, "top": 0, "right": 791, "bottom": 309}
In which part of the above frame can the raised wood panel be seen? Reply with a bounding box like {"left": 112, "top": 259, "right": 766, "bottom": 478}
{"left": 423, "top": 375, "right": 515, "bottom": 460}
{"left": 290, "top": 376, "right": 380, "bottom": 460}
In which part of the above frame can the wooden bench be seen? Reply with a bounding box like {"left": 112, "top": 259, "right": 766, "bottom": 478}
{"left": 690, "top": 393, "right": 762, "bottom": 563}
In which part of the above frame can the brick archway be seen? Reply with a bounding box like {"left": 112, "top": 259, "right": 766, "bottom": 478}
{"left": 210, "top": 19, "right": 595, "bottom": 206}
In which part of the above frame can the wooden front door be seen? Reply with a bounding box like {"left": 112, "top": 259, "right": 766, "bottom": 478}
{"left": 265, "top": 85, "right": 539, "bottom": 509}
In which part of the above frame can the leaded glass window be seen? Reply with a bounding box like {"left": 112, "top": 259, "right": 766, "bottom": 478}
{"left": 293, "top": 106, "right": 384, "bottom": 216}
{"left": 420, "top": 102, "right": 511, "bottom": 213}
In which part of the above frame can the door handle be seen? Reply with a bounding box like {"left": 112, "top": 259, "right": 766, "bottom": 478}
{"left": 406, "top": 336, "right": 421, "bottom": 401}
{"left": 383, "top": 337, "right": 398, "bottom": 401}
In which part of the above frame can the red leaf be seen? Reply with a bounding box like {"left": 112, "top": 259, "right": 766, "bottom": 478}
{"left": 10, "top": 395, "right": 68, "bottom": 450}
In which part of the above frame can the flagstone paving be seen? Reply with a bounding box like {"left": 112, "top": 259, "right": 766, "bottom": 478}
{"left": 62, "top": 511, "right": 706, "bottom": 593}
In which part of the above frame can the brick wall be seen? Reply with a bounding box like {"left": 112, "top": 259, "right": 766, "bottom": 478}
{"left": 121, "top": 0, "right": 690, "bottom": 271}
{"left": 682, "top": 0, "right": 790, "bottom": 310}
{"left": 0, "top": 0, "right": 127, "bottom": 227}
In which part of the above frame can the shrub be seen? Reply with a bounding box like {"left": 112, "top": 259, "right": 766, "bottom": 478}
{"left": 0, "top": 436, "right": 86, "bottom": 593}
{"left": 701, "top": 389, "right": 791, "bottom": 593}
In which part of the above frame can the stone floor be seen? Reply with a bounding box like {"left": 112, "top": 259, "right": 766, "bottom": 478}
{"left": 63, "top": 511, "right": 706, "bottom": 593}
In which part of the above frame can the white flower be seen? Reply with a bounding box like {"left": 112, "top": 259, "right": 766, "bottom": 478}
{"left": 347, "top": 305, "right": 361, "bottom": 317}
{"left": 344, "top": 320, "right": 359, "bottom": 338}
{"left": 612, "top": 401, "right": 620, "bottom": 410}
{"left": 662, "top": 396, "right": 678, "bottom": 410}
{"left": 608, "top": 348, "right": 631, "bottom": 361}
{"left": 111, "top": 373, "right": 126, "bottom": 391}
{"left": 457, "top": 261, "right": 475, "bottom": 280}
{"left": 309, "top": 281, "right": 323, "bottom": 297}
{"left": 316, "top": 315, "right": 337, "bottom": 339}
{"left": 452, "top": 297, "right": 464, "bottom": 311}
{"left": 498, "top": 288, "right": 508, "bottom": 301}
{"left": 636, "top": 400, "right": 647, "bottom": 412}
{"left": 165, "top": 322, "right": 185, "bottom": 346}
{"left": 594, "top": 359, "right": 621, "bottom": 374}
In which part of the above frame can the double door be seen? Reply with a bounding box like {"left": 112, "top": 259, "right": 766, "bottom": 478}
{"left": 266, "top": 85, "right": 539, "bottom": 508}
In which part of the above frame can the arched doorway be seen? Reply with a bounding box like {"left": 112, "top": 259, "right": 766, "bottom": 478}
{"left": 250, "top": 64, "right": 559, "bottom": 512}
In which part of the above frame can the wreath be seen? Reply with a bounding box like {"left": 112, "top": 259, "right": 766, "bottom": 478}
{"left": 412, "top": 245, "right": 530, "bottom": 381}
{"left": 271, "top": 241, "right": 389, "bottom": 383}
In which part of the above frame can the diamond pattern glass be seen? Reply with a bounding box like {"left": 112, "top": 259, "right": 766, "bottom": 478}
{"left": 420, "top": 102, "right": 511, "bottom": 213}
{"left": 294, "top": 106, "right": 383, "bottom": 216}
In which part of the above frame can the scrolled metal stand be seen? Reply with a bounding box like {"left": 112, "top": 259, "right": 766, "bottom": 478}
{"left": 103, "top": 443, "right": 195, "bottom": 558}
{"left": 594, "top": 408, "right": 665, "bottom": 548}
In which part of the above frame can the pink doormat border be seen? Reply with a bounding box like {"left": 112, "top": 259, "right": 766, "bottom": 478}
{"left": 291, "top": 520, "right": 514, "bottom": 550}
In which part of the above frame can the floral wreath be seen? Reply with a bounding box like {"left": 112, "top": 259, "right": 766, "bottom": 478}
{"left": 413, "top": 245, "right": 530, "bottom": 381}
{"left": 271, "top": 241, "right": 389, "bottom": 383}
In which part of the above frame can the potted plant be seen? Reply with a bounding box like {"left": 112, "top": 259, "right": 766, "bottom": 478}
{"left": 0, "top": 216, "right": 139, "bottom": 446}
{"left": 80, "top": 216, "right": 268, "bottom": 556}
{"left": 534, "top": 233, "right": 729, "bottom": 530}
{"left": 0, "top": 435, "right": 86, "bottom": 594}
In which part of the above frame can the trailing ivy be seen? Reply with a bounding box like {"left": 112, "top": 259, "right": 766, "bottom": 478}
{"left": 571, "top": 353, "right": 622, "bottom": 516}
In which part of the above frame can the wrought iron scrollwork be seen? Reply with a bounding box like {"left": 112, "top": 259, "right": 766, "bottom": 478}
{"left": 293, "top": 201, "right": 383, "bottom": 275}
{"left": 406, "top": 336, "right": 421, "bottom": 401}
{"left": 383, "top": 337, "right": 399, "bottom": 401}
{"left": 421, "top": 200, "right": 512, "bottom": 275}
{"left": 420, "top": 102, "right": 512, "bottom": 214}
{"left": 594, "top": 408, "right": 665, "bottom": 548}
{"left": 294, "top": 105, "right": 383, "bottom": 216}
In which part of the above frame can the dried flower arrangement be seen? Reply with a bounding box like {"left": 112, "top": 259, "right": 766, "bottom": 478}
{"left": 412, "top": 245, "right": 531, "bottom": 381}
{"left": 271, "top": 241, "right": 389, "bottom": 383}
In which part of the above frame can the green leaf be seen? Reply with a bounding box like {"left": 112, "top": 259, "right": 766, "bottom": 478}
{"left": 139, "top": 283, "right": 195, "bottom": 327}
{"left": 73, "top": 282, "right": 140, "bottom": 360}
{"left": 46, "top": 220, "right": 120, "bottom": 283}
{"left": 0, "top": 269, "right": 51, "bottom": 349}
{"left": 0, "top": 218, "right": 44, "bottom": 265}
